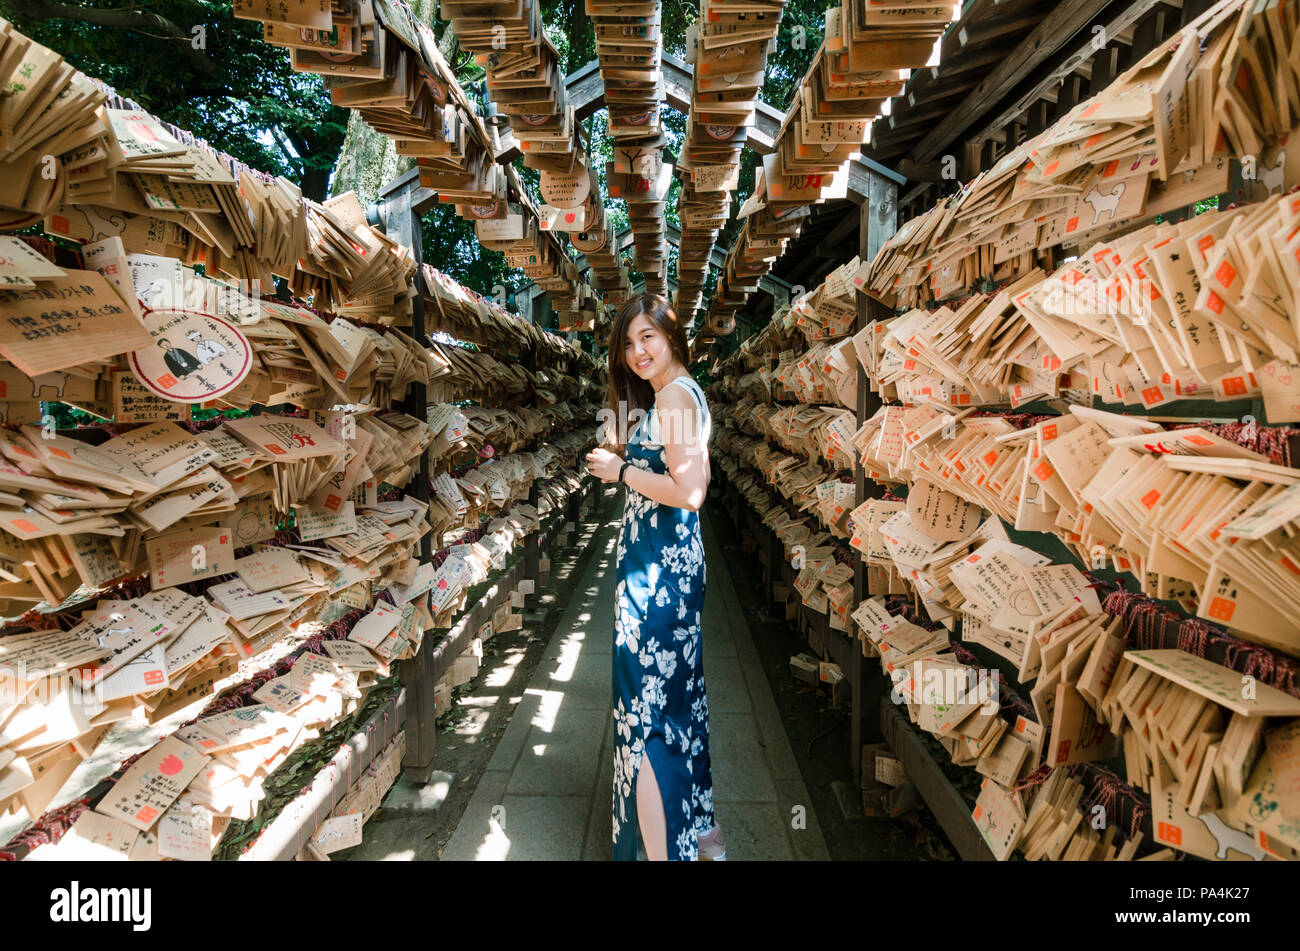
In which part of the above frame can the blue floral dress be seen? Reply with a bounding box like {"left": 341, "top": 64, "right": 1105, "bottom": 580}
{"left": 612, "top": 374, "right": 714, "bottom": 861}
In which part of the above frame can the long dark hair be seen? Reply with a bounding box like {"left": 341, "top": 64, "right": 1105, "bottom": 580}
{"left": 605, "top": 294, "right": 690, "bottom": 449}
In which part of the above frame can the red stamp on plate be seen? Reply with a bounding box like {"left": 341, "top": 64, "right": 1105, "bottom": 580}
{"left": 1208, "top": 597, "right": 1235, "bottom": 622}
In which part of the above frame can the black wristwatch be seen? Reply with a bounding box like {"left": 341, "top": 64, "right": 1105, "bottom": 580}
{"left": 618, "top": 461, "right": 631, "bottom": 484}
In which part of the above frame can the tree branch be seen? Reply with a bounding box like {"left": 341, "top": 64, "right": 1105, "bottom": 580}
{"left": 267, "top": 126, "right": 303, "bottom": 174}
{"left": 281, "top": 125, "right": 311, "bottom": 160}
{"left": 7, "top": 0, "right": 218, "bottom": 75}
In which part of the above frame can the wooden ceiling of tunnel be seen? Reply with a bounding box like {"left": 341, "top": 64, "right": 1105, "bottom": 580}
{"left": 865, "top": 0, "right": 1223, "bottom": 222}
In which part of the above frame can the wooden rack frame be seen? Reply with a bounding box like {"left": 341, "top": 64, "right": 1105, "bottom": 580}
{"left": 377, "top": 171, "right": 601, "bottom": 784}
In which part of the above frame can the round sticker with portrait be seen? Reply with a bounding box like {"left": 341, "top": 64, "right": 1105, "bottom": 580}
{"left": 128, "top": 309, "right": 253, "bottom": 404}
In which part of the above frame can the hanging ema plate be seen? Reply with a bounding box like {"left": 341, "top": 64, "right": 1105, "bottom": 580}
{"left": 314, "top": 48, "right": 358, "bottom": 63}
{"left": 519, "top": 113, "right": 552, "bottom": 125}
{"left": 709, "top": 313, "right": 735, "bottom": 336}
{"left": 298, "top": 24, "right": 354, "bottom": 51}
{"left": 705, "top": 124, "right": 737, "bottom": 140}
{"left": 579, "top": 190, "right": 602, "bottom": 229}
{"left": 467, "top": 199, "right": 505, "bottom": 219}
{"left": 540, "top": 164, "right": 591, "bottom": 208}
{"left": 571, "top": 226, "right": 609, "bottom": 254}
{"left": 0, "top": 175, "right": 58, "bottom": 231}
{"left": 127, "top": 309, "right": 253, "bottom": 403}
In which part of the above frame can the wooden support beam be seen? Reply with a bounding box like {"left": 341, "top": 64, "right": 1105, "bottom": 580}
{"left": 935, "top": 0, "right": 1002, "bottom": 61}
{"left": 1025, "top": 99, "right": 1052, "bottom": 137}
{"left": 894, "top": 157, "right": 953, "bottom": 183}
{"left": 899, "top": 178, "right": 931, "bottom": 209}
{"left": 564, "top": 53, "right": 782, "bottom": 154}
{"left": 889, "top": 103, "right": 959, "bottom": 133}
{"left": 961, "top": 139, "right": 983, "bottom": 180}
{"left": 849, "top": 167, "right": 896, "bottom": 780}
{"left": 964, "top": 0, "right": 1171, "bottom": 150}
{"left": 909, "top": 0, "right": 1114, "bottom": 163}
{"left": 1179, "top": 0, "right": 1216, "bottom": 23}
{"left": 1129, "top": 7, "right": 1162, "bottom": 59}
{"left": 847, "top": 153, "right": 907, "bottom": 202}
{"left": 924, "top": 47, "right": 1007, "bottom": 83}
{"left": 1058, "top": 73, "right": 1084, "bottom": 113}
{"left": 863, "top": 138, "right": 913, "bottom": 163}
{"left": 957, "top": 12, "right": 1043, "bottom": 48}
{"left": 814, "top": 210, "right": 860, "bottom": 258}
{"left": 384, "top": 182, "right": 437, "bottom": 786}
{"left": 904, "top": 77, "right": 979, "bottom": 110}
{"left": 1088, "top": 44, "right": 1120, "bottom": 96}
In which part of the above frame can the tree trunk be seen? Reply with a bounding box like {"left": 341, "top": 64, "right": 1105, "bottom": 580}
{"left": 330, "top": 110, "right": 410, "bottom": 205}
{"left": 300, "top": 165, "right": 333, "bottom": 203}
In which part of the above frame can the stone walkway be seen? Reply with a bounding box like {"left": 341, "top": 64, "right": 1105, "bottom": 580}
{"left": 438, "top": 493, "right": 829, "bottom": 861}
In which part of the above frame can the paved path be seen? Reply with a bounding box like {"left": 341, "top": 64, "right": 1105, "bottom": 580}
{"left": 439, "top": 492, "right": 830, "bottom": 861}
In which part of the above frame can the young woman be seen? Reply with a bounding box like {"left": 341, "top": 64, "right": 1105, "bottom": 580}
{"left": 584, "top": 294, "right": 725, "bottom": 862}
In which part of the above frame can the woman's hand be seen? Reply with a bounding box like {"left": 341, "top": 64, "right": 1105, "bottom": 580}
{"left": 585, "top": 447, "right": 624, "bottom": 483}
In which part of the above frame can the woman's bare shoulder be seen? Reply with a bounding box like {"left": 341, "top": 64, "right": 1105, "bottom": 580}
{"left": 653, "top": 380, "right": 697, "bottom": 411}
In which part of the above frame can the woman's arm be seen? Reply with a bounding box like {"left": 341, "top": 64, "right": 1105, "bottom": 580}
{"left": 633, "top": 384, "right": 708, "bottom": 510}
{"left": 585, "top": 384, "right": 710, "bottom": 512}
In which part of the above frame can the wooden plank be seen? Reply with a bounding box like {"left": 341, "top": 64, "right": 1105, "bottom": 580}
{"left": 814, "top": 210, "right": 861, "bottom": 258}
{"left": 974, "top": 0, "right": 1168, "bottom": 147}
{"left": 850, "top": 171, "right": 895, "bottom": 778}
{"left": 910, "top": 0, "right": 1115, "bottom": 163}
{"left": 957, "top": 11, "right": 1044, "bottom": 48}
{"left": 243, "top": 687, "right": 405, "bottom": 860}
{"left": 881, "top": 698, "right": 998, "bottom": 861}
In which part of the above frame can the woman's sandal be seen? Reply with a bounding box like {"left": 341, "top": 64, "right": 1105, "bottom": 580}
{"left": 697, "top": 822, "right": 726, "bottom": 861}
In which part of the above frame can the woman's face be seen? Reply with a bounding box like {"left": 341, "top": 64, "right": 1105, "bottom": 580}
{"left": 624, "top": 312, "right": 674, "bottom": 380}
